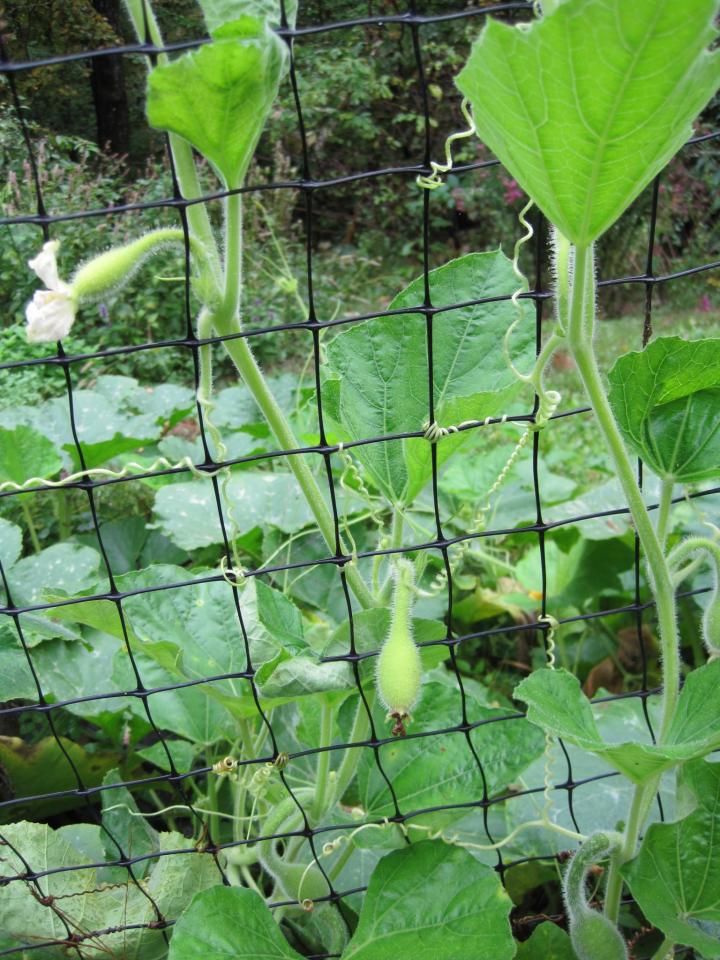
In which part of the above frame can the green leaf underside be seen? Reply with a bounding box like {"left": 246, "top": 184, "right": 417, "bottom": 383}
{"left": 622, "top": 774, "right": 720, "bottom": 957}
{"left": 514, "top": 661, "right": 720, "bottom": 784}
{"left": 147, "top": 18, "right": 287, "bottom": 187}
{"left": 199, "top": 0, "right": 298, "bottom": 33}
{"left": 456, "top": 0, "right": 720, "bottom": 245}
{"left": 168, "top": 886, "right": 304, "bottom": 960}
{"left": 343, "top": 841, "right": 515, "bottom": 960}
{"left": 0, "top": 822, "right": 219, "bottom": 959}
{"left": 608, "top": 336, "right": 720, "bottom": 482}
{"left": 324, "top": 251, "right": 534, "bottom": 505}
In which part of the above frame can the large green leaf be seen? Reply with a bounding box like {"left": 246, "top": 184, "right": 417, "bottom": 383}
{"left": 153, "top": 471, "right": 321, "bottom": 550}
{"left": 608, "top": 336, "right": 720, "bottom": 482}
{"left": 324, "top": 252, "right": 534, "bottom": 505}
{"left": 168, "top": 886, "right": 303, "bottom": 960}
{"left": 147, "top": 18, "right": 287, "bottom": 187}
{"left": 343, "top": 841, "right": 514, "bottom": 960}
{"left": 622, "top": 771, "right": 720, "bottom": 958}
{"left": 7, "top": 543, "right": 102, "bottom": 606}
{"left": 515, "top": 661, "right": 720, "bottom": 784}
{"left": 0, "top": 424, "right": 62, "bottom": 487}
{"left": 456, "top": 0, "right": 720, "bottom": 245}
{"left": 358, "top": 680, "right": 544, "bottom": 824}
{"left": 0, "top": 822, "right": 220, "bottom": 959}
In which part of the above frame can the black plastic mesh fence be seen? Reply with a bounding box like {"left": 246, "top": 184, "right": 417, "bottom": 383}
{"left": 0, "top": 1, "right": 718, "bottom": 957}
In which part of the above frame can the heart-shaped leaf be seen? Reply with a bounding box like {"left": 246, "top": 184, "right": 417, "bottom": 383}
{"left": 147, "top": 18, "right": 288, "bottom": 187}
{"left": 514, "top": 661, "right": 720, "bottom": 784}
{"left": 608, "top": 336, "right": 720, "bottom": 482}
{"left": 168, "top": 886, "right": 304, "bottom": 960}
{"left": 343, "top": 841, "right": 515, "bottom": 960}
{"left": 622, "top": 770, "right": 720, "bottom": 957}
{"left": 456, "top": 0, "right": 720, "bottom": 245}
{"left": 323, "top": 251, "right": 534, "bottom": 505}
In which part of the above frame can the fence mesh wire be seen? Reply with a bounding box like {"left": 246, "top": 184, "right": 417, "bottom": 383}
{"left": 0, "top": 1, "right": 718, "bottom": 956}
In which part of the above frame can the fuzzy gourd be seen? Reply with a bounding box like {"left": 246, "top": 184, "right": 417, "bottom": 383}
{"left": 563, "top": 833, "right": 628, "bottom": 960}
{"left": 376, "top": 558, "right": 422, "bottom": 736}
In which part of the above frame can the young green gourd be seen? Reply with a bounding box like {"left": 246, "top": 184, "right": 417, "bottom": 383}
{"left": 563, "top": 833, "right": 628, "bottom": 960}
{"left": 376, "top": 558, "right": 422, "bottom": 737}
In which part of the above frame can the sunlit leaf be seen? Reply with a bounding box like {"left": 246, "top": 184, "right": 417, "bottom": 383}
{"left": 147, "top": 18, "right": 288, "bottom": 187}
{"left": 457, "top": 0, "right": 720, "bottom": 244}
{"left": 343, "top": 841, "right": 515, "bottom": 960}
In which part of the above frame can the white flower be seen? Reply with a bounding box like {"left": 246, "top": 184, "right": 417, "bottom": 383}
{"left": 25, "top": 241, "right": 76, "bottom": 342}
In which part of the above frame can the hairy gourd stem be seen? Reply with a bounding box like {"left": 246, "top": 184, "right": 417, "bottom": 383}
{"left": 122, "top": 0, "right": 222, "bottom": 288}
{"left": 564, "top": 240, "right": 680, "bottom": 925}
{"left": 563, "top": 833, "right": 628, "bottom": 960}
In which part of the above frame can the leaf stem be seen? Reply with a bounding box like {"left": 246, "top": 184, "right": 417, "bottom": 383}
{"left": 21, "top": 499, "right": 41, "bottom": 554}
{"left": 656, "top": 478, "right": 674, "bottom": 550}
{"left": 311, "top": 699, "right": 334, "bottom": 821}
{"left": 335, "top": 689, "right": 376, "bottom": 803}
{"left": 564, "top": 241, "right": 680, "bottom": 923}
{"left": 650, "top": 936, "right": 674, "bottom": 960}
{"left": 216, "top": 329, "right": 376, "bottom": 610}
{"left": 565, "top": 243, "right": 679, "bottom": 738}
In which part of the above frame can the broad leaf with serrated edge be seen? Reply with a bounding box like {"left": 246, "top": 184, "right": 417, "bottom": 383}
{"left": 456, "top": 0, "right": 720, "bottom": 245}
{"left": 608, "top": 336, "right": 720, "bottom": 482}
{"left": 168, "top": 886, "right": 304, "bottom": 960}
{"left": 515, "top": 661, "right": 720, "bottom": 784}
{"left": 343, "top": 841, "right": 515, "bottom": 960}
{"left": 323, "top": 251, "right": 534, "bottom": 505}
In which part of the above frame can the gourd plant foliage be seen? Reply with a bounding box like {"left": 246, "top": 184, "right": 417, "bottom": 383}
{"left": 3, "top": 0, "right": 720, "bottom": 959}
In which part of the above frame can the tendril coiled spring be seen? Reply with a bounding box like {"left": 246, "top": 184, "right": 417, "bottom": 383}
{"left": 416, "top": 98, "right": 476, "bottom": 191}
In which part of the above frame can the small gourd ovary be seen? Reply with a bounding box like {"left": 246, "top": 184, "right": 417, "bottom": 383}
{"left": 376, "top": 558, "right": 422, "bottom": 737}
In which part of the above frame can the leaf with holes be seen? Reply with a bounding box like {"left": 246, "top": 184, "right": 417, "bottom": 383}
{"left": 323, "top": 251, "right": 534, "bottom": 505}
{"left": 515, "top": 661, "right": 720, "bottom": 784}
{"left": 457, "top": 0, "right": 720, "bottom": 244}
{"left": 608, "top": 336, "right": 720, "bottom": 482}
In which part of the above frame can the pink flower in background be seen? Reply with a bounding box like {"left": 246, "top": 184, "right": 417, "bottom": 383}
{"left": 502, "top": 177, "right": 523, "bottom": 204}
{"left": 699, "top": 294, "right": 712, "bottom": 313}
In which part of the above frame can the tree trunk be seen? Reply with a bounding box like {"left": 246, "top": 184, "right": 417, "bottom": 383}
{"left": 89, "top": 0, "right": 130, "bottom": 156}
